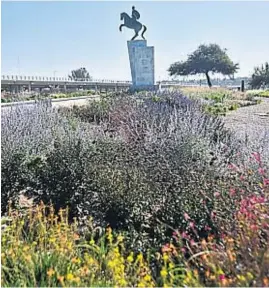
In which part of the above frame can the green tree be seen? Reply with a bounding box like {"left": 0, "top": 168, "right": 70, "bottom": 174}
{"left": 249, "top": 62, "right": 269, "bottom": 89}
{"left": 68, "top": 68, "right": 92, "bottom": 81}
{"left": 168, "top": 44, "right": 239, "bottom": 87}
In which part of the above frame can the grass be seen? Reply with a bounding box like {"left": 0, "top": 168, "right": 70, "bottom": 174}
{"left": 246, "top": 89, "right": 269, "bottom": 98}
{"left": 178, "top": 87, "right": 259, "bottom": 116}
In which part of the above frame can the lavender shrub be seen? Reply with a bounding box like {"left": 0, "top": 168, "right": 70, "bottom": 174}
{"left": 1, "top": 92, "right": 268, "bottom": 250}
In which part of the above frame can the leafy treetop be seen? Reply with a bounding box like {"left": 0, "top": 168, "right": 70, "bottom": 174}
{"left": 68, "top": 68, "right": 92, "bottom": 81}
{"left": 249, "top": 62, "right": 269, "bottom": 89}
{"left": 168, "top": 44, "right": 239, "bottom": 87}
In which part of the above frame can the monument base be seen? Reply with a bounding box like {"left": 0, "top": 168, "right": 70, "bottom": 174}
{"left": 127, "top": 40, "right": 155, "bottom": 89}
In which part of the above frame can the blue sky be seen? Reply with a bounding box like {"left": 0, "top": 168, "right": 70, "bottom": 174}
{"left": 1, "top": 1, "right": 269, "bottom": 81}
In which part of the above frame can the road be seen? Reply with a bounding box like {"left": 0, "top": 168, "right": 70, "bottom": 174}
{"left": 1, "top": 95, "right": 100, "bottom": 112}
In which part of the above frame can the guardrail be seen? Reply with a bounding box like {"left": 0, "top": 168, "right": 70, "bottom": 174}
{"left": 1, "top": 75, "right": 132, "bottom": 84}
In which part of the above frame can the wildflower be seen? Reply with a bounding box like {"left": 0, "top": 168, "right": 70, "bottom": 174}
{"left": 57, "top": 275, "right": 65, "bottom": 284}
{"left": 237, "top": 275, "right": 246, "bottom": 282}
{"left": 144, "top": 274, "right": 151, "bottom": 282}
{"left": 246, "top": 272, "right": 253, "bottom": 279}
{"left": 189, "top": 221, "right": 195, "bottom": 229}
{"left": 229, "top": 188, "right": 236, "bottom": 196}
{"left": 127, "top": 253, "right": 134, "bottom": 263}
{"left": 172, "top": 231, "right": 179, "bottom": 238}
{"left": 163, "top": 253, "right": 169, "bottom": 262}
{"left": 190, "top": 239, "right": 195, "bottom": 246}
{"left": 24, "top": 254, "right": 32, "bottom": 262}
{"left": 73, "top": 276, "right": 80, "bottom": 284}
{"left": 201, "top": 239, "right": 207, "bottom": 248}
{"left": 160, "top": 268, "right": 168, "bottom": 278}
{"left": 47, "top": 268, "right": 55, "bottom": 277}
{"left": 252, "top": 152, "right": 261, "bottom": 164}
{"left": 258, "top": 167, "right": 266, "bottom": 175}
{"left": 211, "top": 211, "right": 216, "bottom": 219}
{"left": 181, "top": 247, "right": 186, "bottom": 253}
{"left": 66, "top": 273, "right": 74, "bottom": 281}
{"left": 89, "top": 239, "right": 95, "bottom": 245}
{"left": 71, "top": 257, "right": 81, "bottom": 264}
{"left": 205, "top": 225, "right": 211, "bottom": 231}
{"left": 184, "top": 212, "right": 191, "bottom": 221}
{"left": 137, "top": 253, "right": 143, "bottom": 262}
{"left": 22, "top": 245, "right": 30, "bottom": 252}
{"left": 219, "top": 274, "right": 225, "bottom": 281}
{"left": 106, "top": 227, "right": 113, "bottom": 243}
{"left": 162, "top": 244, "right": 170, "bottom": 253}
{"left": 263, "top": 277, "right": 269, "bottom": 287}
{"left": 117, "top": 234, "right": 124, "bottom": 242}
{"left": 263, "top": 178, "right": 269, "bottom": 187}
{"left": 214, "top": 192, "right": 220, "bottom": 197}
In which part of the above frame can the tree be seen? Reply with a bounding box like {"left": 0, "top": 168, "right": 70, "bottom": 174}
{"left": 168, "top": 44, "right": 239, "bottom": 87}
{"left": 249, "top": 62, "right": 269, "bottom": 89}
{"left": 68, "top": 68, "right": 92, "bottom": 81}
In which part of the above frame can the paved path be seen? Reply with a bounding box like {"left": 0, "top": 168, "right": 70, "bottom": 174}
{"left": 223, "top": 98, "right": 269, "bottom": 140}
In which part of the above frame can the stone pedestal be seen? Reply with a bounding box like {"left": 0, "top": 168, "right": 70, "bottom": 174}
{"left": 127, "top": 40, "right": 155, "bottom": 90}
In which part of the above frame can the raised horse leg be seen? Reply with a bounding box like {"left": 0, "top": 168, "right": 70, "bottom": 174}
{"left": 119, "top": 24, "right": 125, "bottom": 32}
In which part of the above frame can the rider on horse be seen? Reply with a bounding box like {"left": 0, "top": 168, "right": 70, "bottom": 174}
{"left": 132, "top": 6, "right": 140, "bottom": 21}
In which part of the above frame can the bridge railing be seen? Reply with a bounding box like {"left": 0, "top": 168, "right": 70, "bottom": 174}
{"left": 1, "top": 75, "right": 132, "bottom": 84}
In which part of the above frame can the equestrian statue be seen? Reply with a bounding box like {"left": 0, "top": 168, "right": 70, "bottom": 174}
{"left": 119, "top": 6, "right": 147, "bottom": 41}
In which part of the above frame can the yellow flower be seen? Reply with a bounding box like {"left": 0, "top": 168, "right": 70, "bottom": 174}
{"left": 108, "top": 260, "right": 115, "bottom": 268}
{"left": 89, "top": 239, "right": 95, "bottom": 245}
{"left": 66, "top": 273, "right": 74, "bottom": 281}
{"left": 160, "top": 268, "right": 168, "bottom": 278}
{"left": 22, "top": 245, "right": 30, "bottom": 252}
{"left": 117, "top": 234, "right": 124, "bottom": 242}
{"left": 137, "top": 253, "right": 143, "bottom": 262}
{"left": 163, "top": 253, "right": 169, "bottom": 262}
{"left": 47, "top": 268, "right": 55, "bottom": 278}
{"left": 127, "top": 253, "right": 134, "bottom": 263}
{"left": 24, "top": 254, "right": 32, "bottom": 262}
{"left": 144, "top": 274, "right": 151, "bottom": 282}
{"left": 247, "top": 272, "right": 253, "bottom": 279}
{"left": 71, "top": 257, "right": 79, "bottom": 264}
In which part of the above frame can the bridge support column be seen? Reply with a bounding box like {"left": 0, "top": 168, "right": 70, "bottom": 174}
{"left": 95, "top": 84, "right": 98, "bottom": 94}
{"left": 115, "top": 85, "right": 118, "bottom": 92}
{"left": 28, "top": 83, "right": 31, "bottom": 92}
{"left": 64, "top": 84, "right": 67, "bottom": 92}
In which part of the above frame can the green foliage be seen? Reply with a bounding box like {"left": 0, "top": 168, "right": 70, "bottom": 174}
{"left": 246, "top": 89, "right": 269, "bottom": 98}
{"left": 249, "top": 62, "right": 269, "bottom": 89}
{"left": 2, "top": 92, "right": 268, "bottom": 253}
{"left": 168, "top": 44, "right": 239, "bottom": 87}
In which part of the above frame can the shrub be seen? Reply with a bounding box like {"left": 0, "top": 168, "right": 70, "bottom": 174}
{"left": 2, "top": 185, "right": 269, "bottom": 287}
{"left": 2, "top": 91, "right": 269, "bottom": 252}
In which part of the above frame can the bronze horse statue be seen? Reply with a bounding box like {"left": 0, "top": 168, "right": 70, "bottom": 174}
{"left": 119, "top": 8, "right": 147, "bottom": 41}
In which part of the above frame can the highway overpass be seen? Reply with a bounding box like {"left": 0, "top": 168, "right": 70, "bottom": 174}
{"left": 1, "top": 75, "right": 132, "bottom": 94}
{"left": 1, "top": 75, "right": 243, "bottom": 94}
